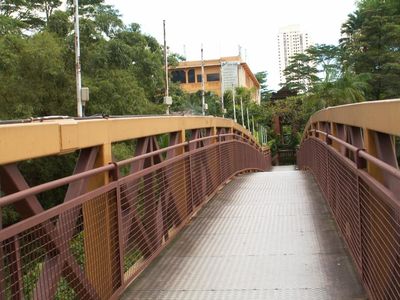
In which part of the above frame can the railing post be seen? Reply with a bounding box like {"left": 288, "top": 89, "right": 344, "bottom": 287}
{"left": 83, "top": 143, "right": 122, "bottom": 298}
{"left": 112, "top": 163, "right": 126, "bottom": 295}
{"left": 187, "top": 140, "right": 195, "bottom": 213}
{"left": 356, "top": 171, "right": 363, "bottom": 278}
{"left": 355, "top": 149, "right": 367, "bottom": 170}
{"left": 168, "top": 130, "right": 188, "bottom": 224}
{"left": 218, "top": 133, "right": 223, "bottom": 183}
{"left": 363, "top": 128, "right": 383, "bottom": 182}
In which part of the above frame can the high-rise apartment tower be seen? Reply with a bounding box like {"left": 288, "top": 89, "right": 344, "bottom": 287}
{"left": 277, "top": 25, "right": 311, "bottom": 84}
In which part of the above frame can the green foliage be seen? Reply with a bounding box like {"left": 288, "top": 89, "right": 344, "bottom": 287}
{"left": 47, "top": 10, "right": 71, "bottom": 37}
{"left": 255, "top": 71, "right": 272, "bottom": 102}
{"left": 0, "top": 0, "right": 63, "bottom": 31}
{"left": 0, "top": 32, "right": 74, "bottom": 118}
{"left": 70, "top": 231, "right": 85, "bottom": 266}
{"left": 341, "top": 0, "right": 400, "bottom": 100}
{"left": 283, "top": 52, "right": 319, "bottom": 93}
{"left": 124, "top": 249, "right": 142, "bottom": 272}
{"left": 0, "top": 1, "right": 170, "bottom": 119}
{"left": 281, "top": 42, "right": 370, "bottom": 110}
{"left": 23, "top": 262, "right": 43, "bottom": 298}
{"left": 307, "top": 44, "right": 342, "bottom": 82}
{"left": 0, "top": 15, "right": 26, "bottom": 35}
{"left": 170, "top": 88, "right": 222, "bottom": 116}
{"left": 18, "top": 153, "right": 77, "bottom": 209}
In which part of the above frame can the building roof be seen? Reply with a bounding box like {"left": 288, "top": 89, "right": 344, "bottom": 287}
{"left": 170, "top": 56, "right": 242, "bottom": 69}
{"left": 170, "top": 56, "right": 260, "bottom": 88}
{"left": 240, "top": 62, "right": 260, "bottom": 89}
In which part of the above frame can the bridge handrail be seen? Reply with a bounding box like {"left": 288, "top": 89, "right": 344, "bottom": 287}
{"left": 0, "top": 115, "right": 261, "bottom": 165}
{"left": 301, "top": 99, "right": 400, "bottom": 183}
{"left": 0, "top": 119, "right": 270, "bottom": 299}
{"left": 302, "top": 98, "right": 400, "bottom": 141}
{"left": 0, "top": 133, "right": 258, "bottom": 208}
{"left": 310, "top": 129, "right": 400, "bottom": 181}
{"left": 298, "top": 99, "right": 400, "bottom": 300}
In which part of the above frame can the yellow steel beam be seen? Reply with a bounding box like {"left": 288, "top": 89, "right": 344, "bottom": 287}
{"left": 303, "top": 99, "right": 400, "bottom": 139}
{"left": 0, "top": 116, "right": 256, "bottom": 165}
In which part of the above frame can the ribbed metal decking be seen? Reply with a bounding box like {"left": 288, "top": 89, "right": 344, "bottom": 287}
{"left": 122, "top": 166, "right": 366, "bottom": 300}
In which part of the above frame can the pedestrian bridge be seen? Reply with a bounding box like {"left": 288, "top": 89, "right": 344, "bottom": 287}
{"left": 0, "top": 99, "right": 399, "bottom": 300}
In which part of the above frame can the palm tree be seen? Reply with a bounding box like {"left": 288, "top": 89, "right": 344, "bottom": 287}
{"left": 308, "top": 69, "right": 369, "bottom": 107}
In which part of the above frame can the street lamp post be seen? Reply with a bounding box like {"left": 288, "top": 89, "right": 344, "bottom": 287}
{"left": 252, "top": 116, "right": 255, "bottom": 135}
{"left": 201, "top": 44, "right": 206, "bottom": 116}
{"left": 246, "top": 107, "right": 250, "bottom": 132}
{"left": 240, "top": 97, "right": 245, "bottom": 128}
{"left": 220, "top": 63, "right": 225, "bottom": 118}
{"left": 232, "top": 86, "right": 237, "bottom": 122}
{"left": 74, "top": 0, "right": 82, "bottom": 117}
{"left": 163, "top": 20, "right": 172, "bottom": 114}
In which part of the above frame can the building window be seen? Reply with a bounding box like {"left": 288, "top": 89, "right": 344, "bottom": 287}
{"left": 197, "top": 74, "right": 202, "bottom": 82}
{"left": 206, "top": 73, "right": 220, "bottom": 82}
{"left": 188, "top": 69, "right": 195, "bottom": 83}
{"left": 171, "top": 70, "right": 186, "bottom": 83}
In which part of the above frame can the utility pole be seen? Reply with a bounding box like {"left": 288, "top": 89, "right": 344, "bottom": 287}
{"left": 201, "top": 44, "right": 206, "bottom": 116}
{"left": 246, "top": 107, "right": 250, "bottom": 132}
{"left": 232, "top": 86, "right": 237, "bottom": 123}
{"left": 252, "top": 116, "right": 255, "bottom": 134}
{"left": 74, "top": 0, "right": 82, "bottom": 117}
{"left": 163, "top": 20, "right": 172, "bottom": 114}
{"left": 164, "top": 20, "right": 169, "bottom": 99}
{"left": 240, "top": 97, "right": 245, "bottom": 128}
{"left": 220, "top": 62, "right": 225, "bottom": 117}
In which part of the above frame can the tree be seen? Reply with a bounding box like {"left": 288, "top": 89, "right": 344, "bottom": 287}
{"left": 47, "top": 10, "right": 71, "bottom": 37}
{"left": 308, "top": 70, "right": 369, "bottom": 107}
{"left": 1, "top": 0, "right": 62, "bottom": 31}
{"left": 0, "top": 32, "right": 74, "bottom": 118}
{"left": 307, "top": 44, "right": 342, "bottom": 82}
{"left": 255, "top": 71, "right": 272, "bottom": 102}
{"left": 32, "top": 0, "right": 62, "bottom": 22}
{"left": 341, "top": 0, "right": 400, "bottom": 100}
{"left": 282, "top": 53, "right": 319, "bottom": 93}
{"left": 93, "top": 5, "right": 123, "bottom": 38}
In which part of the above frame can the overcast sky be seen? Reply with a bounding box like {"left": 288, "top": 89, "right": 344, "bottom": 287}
{"left": 105, "top": 0, "right": 356, "bottom": 90}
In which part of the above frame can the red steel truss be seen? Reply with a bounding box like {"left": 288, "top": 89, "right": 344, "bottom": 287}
{"left": 0, "top": 132, "right": 270, "bottom": 299}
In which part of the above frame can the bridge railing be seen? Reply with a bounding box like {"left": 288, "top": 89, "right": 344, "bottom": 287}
{"left": 0, "top": 116, "right": 270, "bottom": 299}
{"left": 298, "top": 99, "right": 400, "bottom": 300}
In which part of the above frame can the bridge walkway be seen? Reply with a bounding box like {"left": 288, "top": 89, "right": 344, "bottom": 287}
{"left": 122, "top": 166, "right": 365, "bottom": 300}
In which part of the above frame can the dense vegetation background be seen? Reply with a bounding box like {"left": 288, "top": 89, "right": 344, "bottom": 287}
{"left": 0, "top": 0, "right": 398, "bottom": 159}
{"left": 1, "top": 0, "right": 399, "bottom": 128}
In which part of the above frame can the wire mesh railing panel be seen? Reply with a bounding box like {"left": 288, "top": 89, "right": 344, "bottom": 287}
{"left": 298, "top": 137, "right": 400, "bottom": 300}
{"left": 0, "top": 187, "right": 119, "bottom": 300}
{"left": 360, "top": 177, "right": 400, "bottom": 300}
{"left": 120, "top": 157, "right": 192, "bottom": 282}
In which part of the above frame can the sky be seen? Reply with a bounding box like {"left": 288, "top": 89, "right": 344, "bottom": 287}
{"left": 105, "top": 0, "right": 356, "bottom": 90}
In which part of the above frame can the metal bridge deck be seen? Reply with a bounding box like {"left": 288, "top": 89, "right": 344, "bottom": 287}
{"left": 122, "top": 166, "right": 365, "bottom": 300}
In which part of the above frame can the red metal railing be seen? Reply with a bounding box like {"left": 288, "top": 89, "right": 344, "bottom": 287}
{"left": 0, "top": 133, "right": 269, "bottom": 299}
{"left": 298, "top": 130, "right": 400, "bottom": 300}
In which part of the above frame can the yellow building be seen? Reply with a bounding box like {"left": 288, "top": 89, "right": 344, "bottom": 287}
{"left": 169, "top": 56, "right": 261, "bottom": 104}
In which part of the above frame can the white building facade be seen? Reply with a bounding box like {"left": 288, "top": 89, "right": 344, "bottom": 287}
{"left": 278, "top": 25, "right": 311, "bottom": 84}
